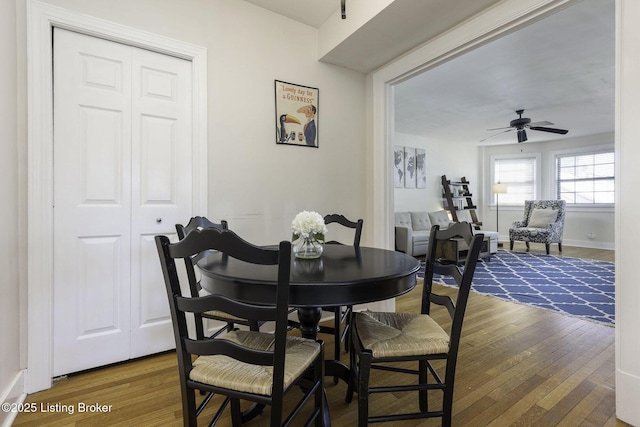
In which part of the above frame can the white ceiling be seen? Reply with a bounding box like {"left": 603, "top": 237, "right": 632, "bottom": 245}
{"left": 394, "top": 0, "right": 615, "bottom": 145}
{"left": 316, "top": 0, "right": 502, "bottom": 74}
{"left": 244, "top": 0, "right": 502, "bottom": 73}
{"left": 244, "top": 0, "right": 615, "bottom": 146}
{"left": 243, "top": 0, "right": 338, "bottom": 28}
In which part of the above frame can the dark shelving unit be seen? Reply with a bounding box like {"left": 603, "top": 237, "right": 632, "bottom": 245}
{"left": 441, "top": 175, "right": 482, "bottom": 229}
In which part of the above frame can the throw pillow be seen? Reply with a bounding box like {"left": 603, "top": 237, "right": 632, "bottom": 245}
{"left": 528, "top": 208, "right": 558, "bottom": 228}
{"left": 428, "top": 210, "right": 451, "bottom": 229}
{"left": 410, "top": 212, "right": 432, "bottom": 231}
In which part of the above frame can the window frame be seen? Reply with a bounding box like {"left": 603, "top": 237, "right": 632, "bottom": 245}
{"left": 490, "top": 152, "right": 542, "bottom": 207}
{"left": 550, "top": 144, "right": 615, "bottom": 211}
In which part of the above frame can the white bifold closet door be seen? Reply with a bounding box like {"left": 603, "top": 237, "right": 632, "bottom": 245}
{"left": 52, "top": 28, "right": 192, "bottom": 376}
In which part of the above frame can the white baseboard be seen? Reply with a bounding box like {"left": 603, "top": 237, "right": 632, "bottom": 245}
{"left": 498, "top": 235, "right": 615, "bottom": 251}
{"left": 616, "top": 369, "right": 640, "bottom": 426}
{"left": 557, "top": 238, "right": 614, "bottom": 251}
{"left": 0, "top": 370, "right": 27, "bottom": 427}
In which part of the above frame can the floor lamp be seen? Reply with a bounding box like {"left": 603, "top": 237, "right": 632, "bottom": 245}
{"left": 492, "top": 183, "right": 507, "bottom": 246}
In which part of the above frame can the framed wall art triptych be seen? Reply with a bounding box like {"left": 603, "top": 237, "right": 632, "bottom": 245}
{"left": 394, "top": 145, "right": 426, "bottom": 188}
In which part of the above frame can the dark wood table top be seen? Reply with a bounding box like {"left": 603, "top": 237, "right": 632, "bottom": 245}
{"left": 198, "top": 245, "right": 420, "bottom": 308}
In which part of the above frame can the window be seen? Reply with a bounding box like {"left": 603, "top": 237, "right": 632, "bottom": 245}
{"left": 556, "top": 150, "right": 614, "bottom": 204}
{"left": 492, "top": 155, "right": 539, "bottom": 205}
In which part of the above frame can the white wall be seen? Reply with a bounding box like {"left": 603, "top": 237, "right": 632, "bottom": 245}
{"left": 391, "top": 129, "right": 616, "bottom": 251}
{"left": 616, "top": 0, "right": 640, "bottom": 423}
{"left": 481, "top": 132, "right": 615, "bottom": 248}
{"left": 394, "top": 132, "right": 480, "bottom": 214}
{"left": 0, "top": 0, "right": 23, "bottom": 424}
{"left": 6, "top": 0, "right": 367, "bottom": 404}
{"left": 31, "top": 0, "right": 367, "bottom": 247}
{"left": 392, "top": 129, "right": 616, "bottom": 250}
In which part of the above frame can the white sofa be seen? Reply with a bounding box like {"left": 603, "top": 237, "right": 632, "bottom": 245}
{"left": 395, "top": 210, "right": 498, "bottom": 257}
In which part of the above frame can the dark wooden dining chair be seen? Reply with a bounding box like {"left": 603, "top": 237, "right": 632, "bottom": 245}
{"left": 345, "top": 222, "right": 484, "bottom": 426}
{"left": 175, "top": 216, "right": 266, "bottom": 339}
{"left": 156, "top": 228, "right": 325, "bottom": 426}
{"left": 321, "top": 214, "right": 364, "bottom": 372}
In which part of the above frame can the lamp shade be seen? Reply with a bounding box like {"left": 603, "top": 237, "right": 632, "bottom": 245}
{"left": 492, "top": 183, "right": 507, "bottom": 194}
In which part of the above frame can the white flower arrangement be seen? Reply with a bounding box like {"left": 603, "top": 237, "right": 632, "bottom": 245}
{"left": 291, "top": 210, "right": 328, "bottom": 242}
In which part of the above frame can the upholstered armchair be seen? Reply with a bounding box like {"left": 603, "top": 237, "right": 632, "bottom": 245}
{"left": 509, "top": 200, "right": 566, "bottom": 254}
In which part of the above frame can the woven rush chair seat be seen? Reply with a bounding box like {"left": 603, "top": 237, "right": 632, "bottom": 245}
{"left": 190, "top": 330, "right": 320, "bottom": 396}
{"left": 353, "top": 311, "right": 450, "bottom": 358}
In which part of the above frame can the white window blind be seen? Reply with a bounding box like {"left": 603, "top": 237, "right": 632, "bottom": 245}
{"left": 494, "top": 157, "right": 537, "bottom": 204}
{"left": 556, "top": 151, "right": 614, "bottom": 204}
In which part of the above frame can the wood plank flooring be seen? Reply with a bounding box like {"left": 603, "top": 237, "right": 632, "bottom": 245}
{"left": 14, "top": 244, "right": 626, "bottom": 426}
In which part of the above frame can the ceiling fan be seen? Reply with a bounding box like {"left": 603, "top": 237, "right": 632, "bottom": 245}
{"left": 482, "top": 109, "right": 569, "bottom": 143}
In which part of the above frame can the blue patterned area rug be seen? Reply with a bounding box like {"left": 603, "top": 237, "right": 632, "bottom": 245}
{"left": 418, "top": 250, "right": 615, "bottom": 326}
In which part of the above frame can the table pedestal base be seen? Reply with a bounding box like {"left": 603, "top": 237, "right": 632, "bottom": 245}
{"left": 297, "top": 306, "right": 322, "bottom": 339}
{"left": 297, "top": 306, "right": 351, "bottom": 382}
{"left": 297, "top": 306, "right": 355, "bottom": 426}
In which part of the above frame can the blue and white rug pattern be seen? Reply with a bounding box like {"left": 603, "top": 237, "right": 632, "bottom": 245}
{"left": 419, "top": 250, "right": 615, "bottom": 326}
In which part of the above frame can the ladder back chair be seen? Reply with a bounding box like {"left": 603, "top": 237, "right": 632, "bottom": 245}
{"left": 345, "top": 222, "right": 483, "bottom": 426}
{"left": 156, "top": 228, "right": 325, "bottom": 426}
{"left": 321, "top": 214, "right": 364, "bottom": 377}
{"left": 176, "top": 216, "right": 265, "bottom": 339}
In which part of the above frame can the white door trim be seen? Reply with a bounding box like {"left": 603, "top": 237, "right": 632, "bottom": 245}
{"left": 26, "top": 0, "right": 207, "bottom": 393}
{"left": 369, "top": 0, "right": 577, "bottom": 250}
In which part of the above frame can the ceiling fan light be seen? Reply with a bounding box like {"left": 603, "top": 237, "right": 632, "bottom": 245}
{"left": 517, "top": 129, "right": 527, "bottom": 142}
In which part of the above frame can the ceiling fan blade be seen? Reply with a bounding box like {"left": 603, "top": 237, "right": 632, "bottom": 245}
{"left": 527, "top": 121, "right": 553, "bottom": 127}
{"left": 529, "top": 126, "right": 569, "bottom": 135}
{"left": 480, "top": 128, "right": 514, "bottom": 142}
{"left": 486, "top": 126, "right": 513, "bottom": 131}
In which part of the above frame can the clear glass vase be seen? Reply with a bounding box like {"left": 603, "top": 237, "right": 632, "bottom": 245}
{"left": 293, "top": 257, "right": 324, "bottom": 278}
{"left": 293, "top": 236, "right": 324, "bottom": 259}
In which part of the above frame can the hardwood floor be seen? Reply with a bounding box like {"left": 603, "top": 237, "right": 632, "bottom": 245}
{"left": 14, "top": 245, "right": 625, "bottom": 426}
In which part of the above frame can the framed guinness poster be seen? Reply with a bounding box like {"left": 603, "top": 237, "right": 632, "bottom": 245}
{"left": 275, "top": 80, "right": 319, "bottom": 148}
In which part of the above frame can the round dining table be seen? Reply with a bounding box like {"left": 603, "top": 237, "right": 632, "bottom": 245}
{"left": 199, "top": 244, "right": 419, "bottom": 359}
{"left": 198, "top": 244, "right": 419, "bottom": 425}
{"left": 198, "top": 244, "right": 420, "bottom": 340}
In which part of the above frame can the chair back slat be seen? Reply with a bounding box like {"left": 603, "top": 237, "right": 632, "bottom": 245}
{"left": 175, "top": 294, "right": 277, "bottom": 322}
{"left": 432, "top": 220, "right": 474, "bottom": 243}
{"left": 169, "top": 228, "right": 279, "bottom": 265}
{"left": 183, "top": 338, "right": 274, "bottom": 366}
{"left": 324, "top": 213, "right": 364, "bottom": 247}
{"left": 176, "top": 216, "right": 228, "bottom": 239}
